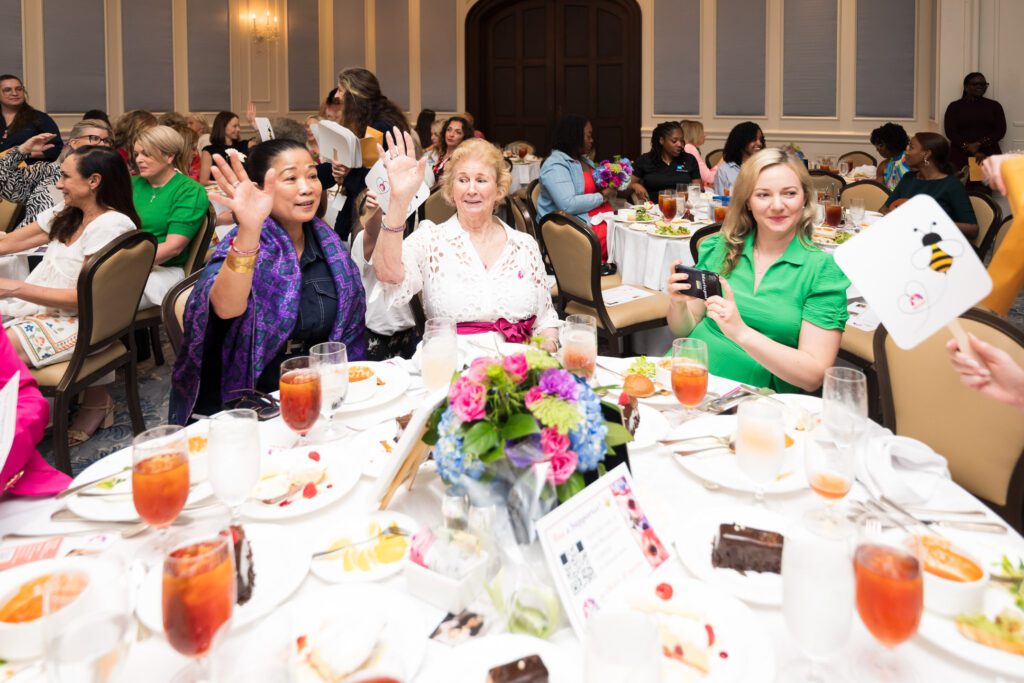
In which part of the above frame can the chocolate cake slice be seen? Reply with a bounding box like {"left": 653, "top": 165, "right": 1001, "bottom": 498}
{"left": 230, "top": 524, "right": 256, "bottom": 606}
{"left": 618, "top": 392, "right": 641, "bottom": 436}
{"left": 486, "top": 655, "right": 549, "bottom": 683}
{"left": 711, "top": 523, "right": 783, "bottom": 575}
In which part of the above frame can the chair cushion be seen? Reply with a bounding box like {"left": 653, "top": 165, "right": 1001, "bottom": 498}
{"left": 30, "top": 343, "right": 129, "bottom": 388}
{"left": 840, "top": 325, "right": 874, "bottom": 364}
{"left": 600, "top": 273, "right": 622, "bottom": 289}
{"left": 136, "top": 306, "right": 161, "bottom": 322}
{"left": 565, "top": 287, "right": 669, "bottom": 330}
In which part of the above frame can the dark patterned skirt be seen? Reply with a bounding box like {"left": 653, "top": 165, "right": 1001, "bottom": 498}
{"left": 365, "top": 327, "right": 420, "bottom": 361}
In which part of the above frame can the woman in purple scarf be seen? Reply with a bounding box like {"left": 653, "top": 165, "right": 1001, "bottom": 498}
{"left": 170, "top": 139, "right": 366, "bottom": 424}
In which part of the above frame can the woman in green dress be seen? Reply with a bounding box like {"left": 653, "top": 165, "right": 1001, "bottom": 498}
{"left": 666, "top": 149, "right": 850, "bottom": 393}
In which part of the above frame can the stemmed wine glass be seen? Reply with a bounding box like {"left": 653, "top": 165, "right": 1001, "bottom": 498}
{"left": 670, "top": 337, "right": 708, "bottom": 417}
{"left": 803, "top": 423, "right": 856, "bottom": 534}
{"left": 279, "top": 356, "right": 321, "bottom": 447}
{"left": 132, "top": 425, "right": 190, "bottom": 549}
{"left": 735, "top": 397, "right": 785, "bottom": 504}
{"left": 853, "top": 511, "right": 924, "bottom": 682}
{"left": 780, "top": 515, "right": 854, "bottom": 683}
{"left": 311, "top": 341, "right": 349, "bottom": 441}
{"left": 822, "top": 366, "right": 867, "bottom": 455}
{"left": 208, "top": 409, "right": 261, "bottom": 522}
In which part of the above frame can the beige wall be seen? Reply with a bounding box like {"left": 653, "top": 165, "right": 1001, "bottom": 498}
{"left": 15, "top": 0, "right": 1022, "bottom": 161}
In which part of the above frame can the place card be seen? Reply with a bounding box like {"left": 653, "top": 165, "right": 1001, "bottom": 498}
{"left": 602, "top": 285, "right": 655, "bottom": 307}
{"left": 254, "top": 116, "right": 274, "bottom": 142}
{"left": 0, "top": 371, "right": 18, "bottom": 473}
{"left": 312, "top": 120, "right": 363, "bottom": 168}
{"left": 0, "top": 532, "right": 117, "bottom": 571}
{"left": 834, "top": 195, "right": 991, "bottom": 349}
{"left": 536, "top": 464, "right": 672, "bottom": 638}
{"left": 365, "top": 158, "right": 430, "bottom": 221}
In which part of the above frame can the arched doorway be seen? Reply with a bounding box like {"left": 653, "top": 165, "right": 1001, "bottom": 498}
{"left": 466, "top": 0, "right": 642, "bottom": 161}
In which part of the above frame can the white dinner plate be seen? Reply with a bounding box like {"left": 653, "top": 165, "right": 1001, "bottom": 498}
{"left": 137, "top": 523, "right": 310, "bottom": 635}
{"left": 646, "top": 225, "right": 693, "bottom": 239}
{"left": 630, "top": 403, "right": 671, "bottom": 450}
{"left": 594, "top": 357, "right": 740, "bottom": 410}
{"left": 309, "top": 511, "right": 419, "bottom": 583}
{"left": 668, "top": 415, "right": 808, "bottom": 494}
{"left": 672, "top": 505, "right": 791, "bottom": 606}
{"left": 916, "top": 545, "right": 1024, "bottom": 679}
{"left": 442, "top": 634, "right": 582, "bottom": 683}
{"left": 349, "top": 419, "right": 402, "bottom": 478}
{"left": 335, "top": 361, "right": 410, "bottom": 414}
{"left": 289, "top": 584, "right": 428, "bottom": 682}
{"left": 610, "top": 571, "right": 776, "bottom": 682}
{"left": 241, "top": 442, "right": 361, "bottom": 520}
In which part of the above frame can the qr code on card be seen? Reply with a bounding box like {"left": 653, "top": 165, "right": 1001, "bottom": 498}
{"left": 559, "top": 540, "right": 595, "bottom": 595}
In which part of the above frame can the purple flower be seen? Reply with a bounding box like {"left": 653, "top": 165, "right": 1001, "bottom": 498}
{"left": 539, "top": 369, "right": 580, "bottom": 402}
{"left": 505, "top": 433, "right": 546, "bottom": 468}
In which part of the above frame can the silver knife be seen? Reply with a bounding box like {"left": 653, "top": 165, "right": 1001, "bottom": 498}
{"left": 56, "top": 465, "right": 131, "bottom": 500}
{"left": 881, "top": 495, "right": 1007, "bottom": 534}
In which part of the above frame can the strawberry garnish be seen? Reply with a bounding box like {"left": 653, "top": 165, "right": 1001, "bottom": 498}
{"left": 308, "top": 451, "right": 321, "bottom": 462}
{"left": 302, "top": 482, "right": 318, "bottom": 498}
{"left": 655, "top": 582, "right": 673, "bottom": 601}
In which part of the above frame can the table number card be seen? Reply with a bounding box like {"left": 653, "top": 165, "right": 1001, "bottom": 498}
{"left": 833, "top": 195, "right": 992, "bottom": 349}
{"left": 536, "top": 464, "right": 672, "bottom": 638}
{"left": 312, "top": 120, "right": 363, "bottom": 168}
{"left": 364, "top": 158, "right": 430, "bottom": 221}
{"left": 0, "top": 371, "right": 19, "bottom": 472}
{"left": 254, "top": 117, "right": 274, "bottom": 142}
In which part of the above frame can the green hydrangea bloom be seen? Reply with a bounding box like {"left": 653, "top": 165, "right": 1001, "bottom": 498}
{"left": 530, "top": 396, "right": 581, "bottom": 434}
{"left": 525, "top": 350, "right": 560, "bottom": 371}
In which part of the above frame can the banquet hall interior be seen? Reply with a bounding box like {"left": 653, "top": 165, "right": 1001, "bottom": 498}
{"left": 2, "top": 0, "right": 1024, "bottom": 681}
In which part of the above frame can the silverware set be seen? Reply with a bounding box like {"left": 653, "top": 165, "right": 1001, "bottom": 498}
{"left": 849, "top": 483, "right": 1008, "bottom": 534}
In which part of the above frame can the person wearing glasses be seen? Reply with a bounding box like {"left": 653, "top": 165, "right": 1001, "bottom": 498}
{"left": 943, "top": 72, "right": 1007, "bottom": 171}
{"left": 0, "top": 74, "right": 62, "bottom": 163}
{"left": 0, "top": 118, "right": 112, "bottom": 229}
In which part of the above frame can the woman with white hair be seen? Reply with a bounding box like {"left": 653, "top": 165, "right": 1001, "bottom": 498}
{"left": 373, "top": 133, "right": 560, "bottom": 351}
{"left": 131, "top": 125, "right": 209, "bottom": 307}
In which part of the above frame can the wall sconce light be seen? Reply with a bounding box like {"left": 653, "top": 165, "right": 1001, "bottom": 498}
{"left": 250, "top": 9, "right": 280, "bottom": 43}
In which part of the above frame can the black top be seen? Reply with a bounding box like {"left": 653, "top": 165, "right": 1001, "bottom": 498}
{"left": 202, "top": 140, "right": 251, "bottom": 162}
{"left": 633, "top": 150, "right": 701, "bottom": 195}
{"left": 193, "top": 222, "right": 337, "bottom": 416}
{"left": 0, "top": 110, "right": 63, "bottom": 163}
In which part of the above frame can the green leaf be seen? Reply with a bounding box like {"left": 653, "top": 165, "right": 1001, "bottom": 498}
{"left": 481, "top": 439, "right": 506, "bottom": 463}
{"left": 603, "top": 421, "right": 633, "bottom": 448}
{"left": 597, "top": 463, "right": 607, "bottom": 477}
{"left": 463, "top": 421, "right": 500, "bottom": 457}
{"left": 501, "top": 413, "right": 540, "bottom": 442}
{"left": 422, "top": 405, "right": 445, "bottom": 445}
{"left": 556, "top": 473, "right": 586, "bottom": 503}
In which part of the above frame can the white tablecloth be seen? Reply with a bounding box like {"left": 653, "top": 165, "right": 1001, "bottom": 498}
{"left": 509, "top": 160, "right": 541, "bottom": 194}
{"left": 607, "top": 219, "right": 701, "bottom": 291}
{"left": 1, "top": 361, "right": 1021, "bottom": 682}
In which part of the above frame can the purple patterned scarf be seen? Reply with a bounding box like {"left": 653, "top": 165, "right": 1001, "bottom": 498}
{"left": 169, "top": 216, "right": 366, "bottom": 425}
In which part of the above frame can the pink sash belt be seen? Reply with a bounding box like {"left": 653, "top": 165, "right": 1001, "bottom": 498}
{"left": 456, "top": 316, "right": 536, "bottom": 343}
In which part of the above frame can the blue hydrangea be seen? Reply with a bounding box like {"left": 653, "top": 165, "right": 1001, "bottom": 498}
{"left": 434, "top": 407, "right": 485, "bottom": 482}
{"left": 568, "top": 379, "right": 608, "bottom": 472}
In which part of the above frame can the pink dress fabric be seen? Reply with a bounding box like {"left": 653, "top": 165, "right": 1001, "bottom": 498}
{"left": 685, "top": 143, "right": 717, "bottom": 188}
{"left": 0, "top": 333, "right": 70, "bottom": 496}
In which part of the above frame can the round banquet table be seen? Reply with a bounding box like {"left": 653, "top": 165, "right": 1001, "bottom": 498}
{"left": 508, "top": 159, "right": 541, "bottom": 194}
{"left": 1, "top": 352, "right": 1021, "bottom": 682}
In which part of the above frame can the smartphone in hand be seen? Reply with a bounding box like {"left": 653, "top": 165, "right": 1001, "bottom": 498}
{"left": 674, "top": 265, "right": 723, "bottom": 299}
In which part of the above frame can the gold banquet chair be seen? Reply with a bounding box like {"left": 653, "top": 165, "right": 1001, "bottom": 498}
{"left": 527, "top": 178, "right": 542, "bottom": 218}
{"left": 838, "top": 150, "right": 877, "bottom": 168}
{"left": 967, "top": 190, "right": 1002, "bottom": 260}
{"left": 33, "top": 231, "right": 157, "bottom": 474}
{"left": 540, "top": 212, "right": 667, "bottom": 356}
{"left": 0, "top": 199, "right": 25, "bottom": 233}
{"left": 705, "top": 148, "right": 724, "bottom": 169}
{"left": 809, "top": 170, "right": 846, "bottom": 198}
{"left": 135, "top": 206, "right": 217, "bottom": 365}
{"left": 839, "top": 180, "right": 889, "bottom": 213}
{"left": 420, "top": 187, "right": 457, "bottom": 225}
{"left": 874, "top": 308, "right": 1024, "bottom": 531}
{"left": 162, "top": 271, "right": 202, "bottom": 357}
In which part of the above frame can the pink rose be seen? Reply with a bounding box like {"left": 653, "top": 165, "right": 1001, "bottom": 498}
{"left": 524, "top": 386, "right": 544, "bottom": 408}
{"left": 467, "top": 357, "right": 497, "bottom": 383}
{"left": 451, "top": 379, "right": 487, "bottom": 422}
{"left": 540, "top": 427, "right": 570, "bottom": 456}
{"left": 503, "top": 353, "right": 528, "bottom": 383}
{"left": 547, "top": 449, "right": 578, "bottom": 485}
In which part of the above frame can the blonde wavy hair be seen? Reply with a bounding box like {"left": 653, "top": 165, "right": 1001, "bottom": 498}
{"left": 680, "top": 119, "right": 704, "bottom": 147}
{"left": 135, "top": 125, "right": 188, "bottom": 174}
{"left": 719, "top": 148, "right": 816, "bottom": 276}
{"left": 440, "top": 139, "right": 512, "bottom": 209}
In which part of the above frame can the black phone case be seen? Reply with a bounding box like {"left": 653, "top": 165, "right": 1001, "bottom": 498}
{"left": 674, "top": 265, "right": 723, "bottom": 299}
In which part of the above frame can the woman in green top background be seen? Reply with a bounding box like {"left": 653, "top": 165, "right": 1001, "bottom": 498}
{"left": 666, "top": 149, "right": 850, "bottom": 393}
{"left": 131, "top": 125, "right": 209, "bottom": 307}
{"left": 882, "top": 132, "right": 978, "bottom": 240}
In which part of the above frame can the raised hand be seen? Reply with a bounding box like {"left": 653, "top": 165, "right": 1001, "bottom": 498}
{"left": 208, "top": 153, "right": 276, "bottom": 236}
{"left": 377, "top": 127, "right": 427, "bottom": 209}
{"left": 17, "top": 132, "right": 56, "bottom": 157}
{"left": 246, "top": 100, "right": 257, "bottom": 126}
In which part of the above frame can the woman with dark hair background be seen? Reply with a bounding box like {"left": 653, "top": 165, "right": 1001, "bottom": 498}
{"left": 882, "top": 132, "right": 978, "bottom": 238}
{"left": 628, "top": 121, "right": 700, "bottom": 202}
{"left": 199, "top": 111, "right": 253, "bottom": 185}
{"left": 712, "top": 121, "right": 765, "bottom": 195}
{"left": 537, "top": 114, "right": 619, "bottom": 265}
{"left": 944, "top": 72, "right": 1006, "bottom": 171}
{"left": 869, "top": 122, "right": 910, "bottom": 190}
{"left": 414, "top": 109, "right": 435, "bottom": 151}
{"left": 431, "top": 116, "right": 474, "bottom": 183}
{"left": 0, "top": 75, "right": 62, "bottom": 163}
{"left": 0, "top": 146, "right": 140, "bottom": 444}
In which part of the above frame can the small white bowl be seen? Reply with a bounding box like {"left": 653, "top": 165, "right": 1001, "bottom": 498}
{"left": 405, "top": 555, "right": 488, "bottom": 614}
{"left": 346, "top": 365, "right": 379, "bottom": 404}
{"left": 918, "top": 539, "right": 988, "bottom": 617}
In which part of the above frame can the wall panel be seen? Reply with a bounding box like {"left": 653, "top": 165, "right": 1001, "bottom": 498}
{"left": 122, "top": 0, "right": 174, "bottom": 112}
{"left": 375, "top": 0, "right": 410, "bottom": 111}
{"left": 0, "top": 0, "right": 22, "bottom": 79}
{"left": 333, "top": 0, "right": 365, "bottom": 75}
{"left": 420, "top": 0, "right": 457, "bottom": 111}
{"left": 186, "top": 0, "right": 230, "bottom": 112}
{"left": 43, "top": 0, "right": 106, "bottom": 112}
{"left": 783, "top": 0, "right": 837, "bottom": 117}
{"left": 716, "top": 0, "right": 765, "bottom": 116}
{"left": 653, "top": 0, "right": 700, "bottom": 115}
{"left": 288, "top": 0, "right": 320, "bottom": 111}
{"left": 856, "top": 0, "right": 916, "bottom": 118}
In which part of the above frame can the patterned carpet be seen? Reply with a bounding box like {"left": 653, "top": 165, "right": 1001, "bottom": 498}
{"left": 37, "top": 288, "right": 1024, "bottom": 477}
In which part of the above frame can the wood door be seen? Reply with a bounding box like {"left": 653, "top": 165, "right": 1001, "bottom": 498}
{"left": 466, "top": 0, "right": 641, "bottom": 161}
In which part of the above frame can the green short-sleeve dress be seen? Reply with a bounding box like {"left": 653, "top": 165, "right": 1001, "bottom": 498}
{"left": 686, "top": 231, "right": 851, "bottom": 393}
{"left": 131, "top": 172, "right": 209, "bottom": 268}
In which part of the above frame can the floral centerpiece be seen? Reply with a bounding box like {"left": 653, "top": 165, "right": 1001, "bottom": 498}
{"left": 425, "top": 350, "right": 632, "bottom": 503}
{"left": 592, "top": 155, "right": 634, "bottom": 192}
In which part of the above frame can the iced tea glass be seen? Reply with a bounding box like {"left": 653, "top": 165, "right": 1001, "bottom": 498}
{"left": 671, "top": 338, "right": 708, "bottom": 417}
{"left": 133, "top": 425, "right": 190, "bottom": 533}
{"left": 658, "top": 190, "right": 677, "bottom": 221}
{"left": 280, "top": 356, "right": 321, "bottom": 446}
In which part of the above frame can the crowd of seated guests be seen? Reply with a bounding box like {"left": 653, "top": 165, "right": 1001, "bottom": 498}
{"left": 113, "top": 109, "right": 158, "bottom": 173}
{"left": 0, "top": 74, "right": 62, "bottom": 163}
{"left": 628, "top": 120, "right": 700, "bottom": 202}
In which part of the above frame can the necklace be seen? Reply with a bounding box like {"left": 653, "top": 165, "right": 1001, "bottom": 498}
{"left": 148, "top": 170, "right": 177, "bottom": 203}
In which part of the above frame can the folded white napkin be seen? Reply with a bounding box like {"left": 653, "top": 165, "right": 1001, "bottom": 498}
{"left": 857, "top": 435, "right": 950, "bottom": 505}
{"left": 591, "top": 211, "right": 615, "bottom": 226}
{"left": 852, "top": 164, "right": 876, "bottom": 177}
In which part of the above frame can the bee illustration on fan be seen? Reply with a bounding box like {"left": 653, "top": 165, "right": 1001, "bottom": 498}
{"left": 910, "top": 222, "right": 963, "bottom": 275}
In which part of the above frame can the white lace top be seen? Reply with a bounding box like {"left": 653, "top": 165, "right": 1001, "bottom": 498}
{"left": 382, "top": 216, "right": 560, "bottom": 333}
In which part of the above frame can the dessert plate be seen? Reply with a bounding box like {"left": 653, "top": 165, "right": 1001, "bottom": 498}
{"left": 668, "top": 415, "right": 808, "bottom": 494}
{"left": 310, "top": 511, "right": 419, "bottom": 583}
{"left": 335, "top": 361, "right": 410, "bottom": 414}
{"left": 241, "top": 443, "right": 361, "bottom": 521}
{"left": 672, "top": 505, "right": 791, "bottom": 606}
{"left": 593, "top": 356, "right": 740, "bottom": 410}
{"left": 137, "top": 523, "right": 309, "bottom": 633}
{"left": 630, "top": 403, "right": 670, "bottom": 450}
